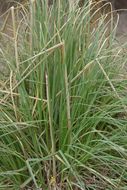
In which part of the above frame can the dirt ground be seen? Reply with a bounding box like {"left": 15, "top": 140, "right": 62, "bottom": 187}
{"left": 115, "top": 11, "right": 127, "bottom": 44}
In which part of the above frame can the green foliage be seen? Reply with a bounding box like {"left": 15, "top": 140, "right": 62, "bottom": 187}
{"left": 0, "top": 0, "right": 127, "bottom": 189}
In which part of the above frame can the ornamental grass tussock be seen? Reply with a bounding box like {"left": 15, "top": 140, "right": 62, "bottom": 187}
{"left": 1, "top": 0, "right": 127, "bottom": 190}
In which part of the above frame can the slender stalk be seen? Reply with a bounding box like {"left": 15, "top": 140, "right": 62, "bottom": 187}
{"left": 61, "top": 42, "right": 72, "bottom": 144}
{"left": 11, "top": 6, "right": 19, "bottom": 72}
{"left": 29, "top": 0, "right": 36, "bottom": 55}
{"left": 10, "top": 71, "right": 18, "bottom": 120}
{"left": 64, "top": 65, "right": 71, "bottom": 130}
{"left": 0, "top": 89, "right": 47, "bottom": 102}
{"left": 45, "top": 73, "right": 56, "bottom": 189}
